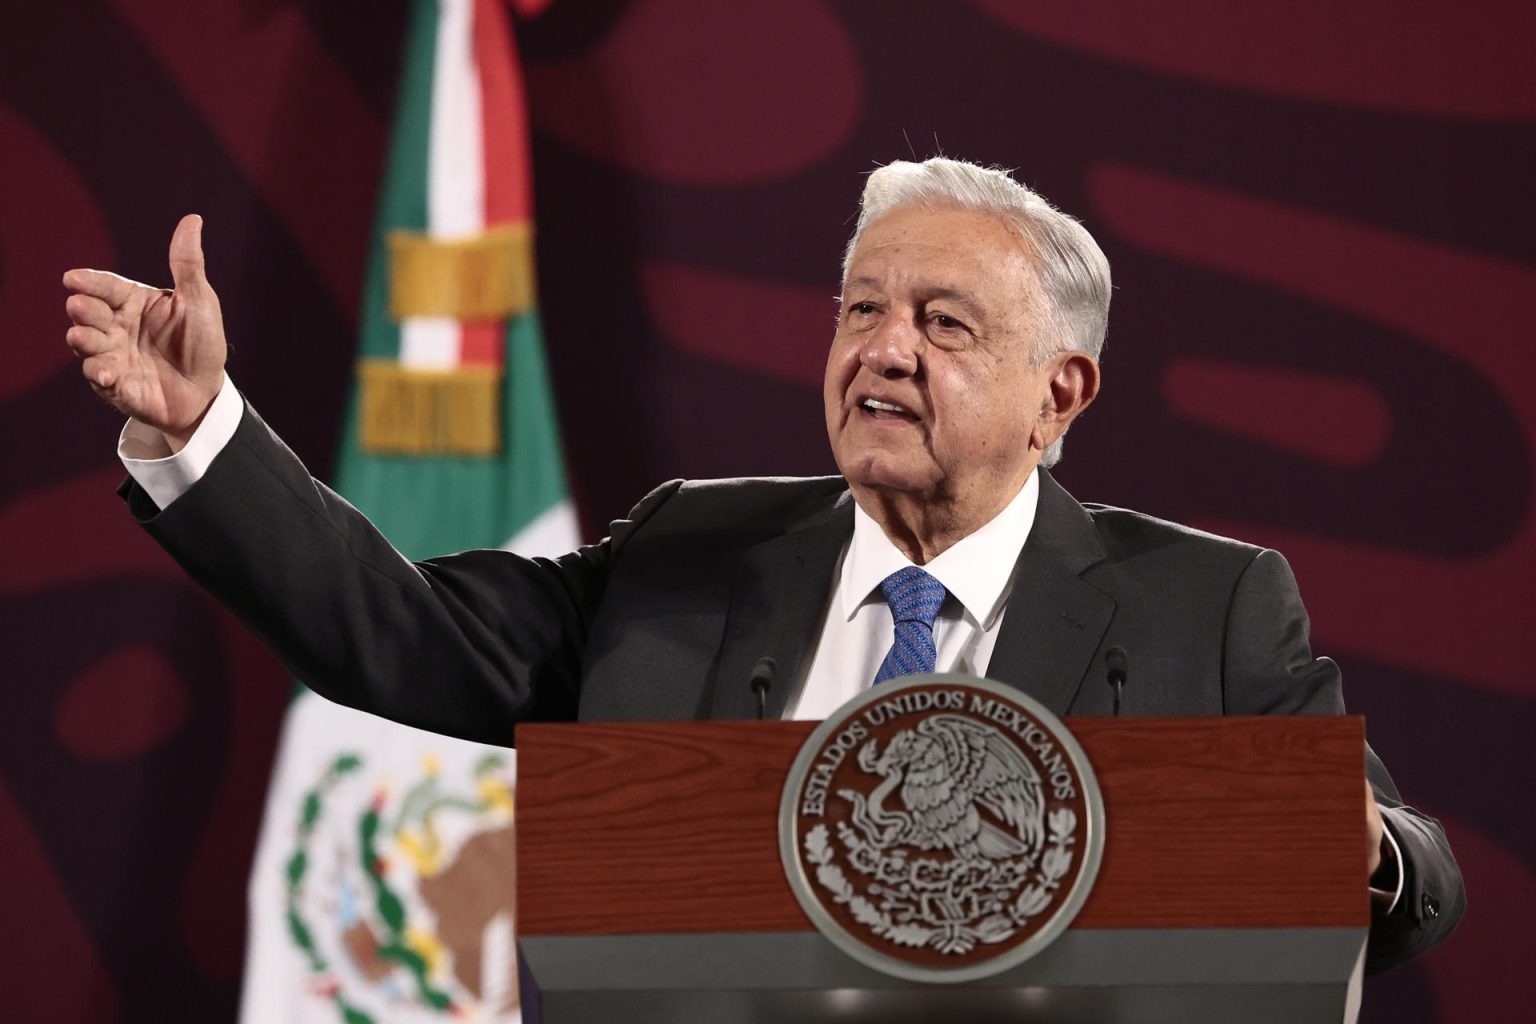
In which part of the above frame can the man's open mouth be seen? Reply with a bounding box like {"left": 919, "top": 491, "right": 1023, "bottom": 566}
{"left": 859, "top": 397, "right": 918, "bottom": 420}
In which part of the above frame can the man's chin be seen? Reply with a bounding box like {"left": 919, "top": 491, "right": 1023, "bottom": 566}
{"left": 841, "top": 460, "right": 939, "bottom": 497}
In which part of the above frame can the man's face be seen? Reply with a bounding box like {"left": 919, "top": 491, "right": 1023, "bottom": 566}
{"left": 825, "top": 205, "right": 1060, "bottom": 513}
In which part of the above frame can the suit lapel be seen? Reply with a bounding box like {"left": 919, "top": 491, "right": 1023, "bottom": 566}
{"left": 704, "top": 473, "right": 1113, "bottom": 720}
{"left": 986, "top": 471, "right": 1116, "bottom": 715}
{"left": 707, "top": 492, "right": 855, "bottom": 720}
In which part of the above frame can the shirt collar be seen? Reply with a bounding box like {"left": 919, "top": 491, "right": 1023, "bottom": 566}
{"left": 839, "top": 469, "right": 1041, "bottom": 629}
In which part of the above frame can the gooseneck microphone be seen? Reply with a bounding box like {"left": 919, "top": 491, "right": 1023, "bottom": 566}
{"left": 1105, "top": 646, "right": 1129, "bottom": 717}
{"left": 749, "top": 656, "right": 776, "bottom": 721}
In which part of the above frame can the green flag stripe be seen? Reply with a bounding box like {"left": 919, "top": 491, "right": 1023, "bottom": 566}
{"left": 335, "top": 310, "right": 570, "bottom": 560}
{"left": 332, "top": 0, "right": 572, "bottom": 560}
{"left": 356, "top": 0, "right": 437, "bottom": 362}
{"left": 500, "top": 310, "right": 573, "bottom": 535}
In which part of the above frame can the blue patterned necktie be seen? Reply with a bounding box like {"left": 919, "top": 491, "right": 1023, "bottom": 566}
{"left": 872, "top": 566, "right": 948, "bottom": 684}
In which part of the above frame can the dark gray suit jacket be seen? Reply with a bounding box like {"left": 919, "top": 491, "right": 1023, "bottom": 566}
{"left": 123, "top": 400, "right": 1463, "bottom": 973}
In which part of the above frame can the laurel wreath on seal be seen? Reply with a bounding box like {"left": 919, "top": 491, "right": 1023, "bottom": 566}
{"left": 804, "top": 807, "right": 1077, "bottom": 955}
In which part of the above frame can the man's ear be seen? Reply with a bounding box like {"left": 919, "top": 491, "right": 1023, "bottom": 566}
{"left": 1031, "top": 352, "right": 1100, "bottom": 453}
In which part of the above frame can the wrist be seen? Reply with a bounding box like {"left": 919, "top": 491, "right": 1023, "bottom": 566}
{"left": 163, "top": 386, "right": 220, "bottom": 453}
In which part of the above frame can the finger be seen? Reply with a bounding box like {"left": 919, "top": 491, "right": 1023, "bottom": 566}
{"left": 167, "top": 214, "right": 208, "bottom": 297}
{"left": 65, "top": 293, "right": 114, "bottom": 330}
{"left": 65, "top": 324, "right": 111, "bottom": 357}
{"left": 62, "top": 268, "right": 141, "bottom": 308}
{"left": 82, "top": 352, "right": 121, "bottom": 390}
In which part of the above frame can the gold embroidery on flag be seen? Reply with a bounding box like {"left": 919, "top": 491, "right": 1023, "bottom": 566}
{"left": 388, "top": 224, "right": 536, "bottom": 321}
{"left": 358, "top": 360, "right": 502, "bottom": 456}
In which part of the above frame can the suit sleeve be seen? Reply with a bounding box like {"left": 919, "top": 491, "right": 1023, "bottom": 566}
{"left": 1222, "top": 548, "right": 1465, "bottom": 973}
{"left": 119, "top": 397, "right": 680, "bottom": 746}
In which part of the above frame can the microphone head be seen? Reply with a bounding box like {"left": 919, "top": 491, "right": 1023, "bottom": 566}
{"left": 1104, "top": 646, "right": 1129, "bottom": 685}
{"left": 750, "top": 656, "right": 777, "bottom": 694}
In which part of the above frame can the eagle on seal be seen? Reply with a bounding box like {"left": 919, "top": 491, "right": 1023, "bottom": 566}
{"left": 854, "top": 714, "right": 1045, "bottom": 862}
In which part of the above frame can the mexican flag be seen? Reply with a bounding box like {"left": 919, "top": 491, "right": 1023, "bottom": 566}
{"left": 240, "top": 1, "right": 570, "bottom": 1021}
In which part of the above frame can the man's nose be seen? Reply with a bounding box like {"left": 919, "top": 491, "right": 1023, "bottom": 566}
{"left": 860, "top": 317, "right": 921, "bottom": 379}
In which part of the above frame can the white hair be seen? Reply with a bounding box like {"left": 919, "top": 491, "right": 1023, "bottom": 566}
{"left": 842, "top": 158, "right": 1112, "bottom": 467}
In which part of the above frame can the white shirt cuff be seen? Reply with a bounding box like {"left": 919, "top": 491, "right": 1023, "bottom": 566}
{"left": 1371, "top": 823, "right": 1405, "bottom": 914}
{"left": 118, "top": 373, "right": 243, "bottom": 511}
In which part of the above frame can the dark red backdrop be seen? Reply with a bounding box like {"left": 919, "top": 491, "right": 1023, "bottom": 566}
{"left": 2, "top": 2, "right": 1530, "bottom": 1020}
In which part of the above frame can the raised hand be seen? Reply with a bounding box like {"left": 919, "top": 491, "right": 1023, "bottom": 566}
{"left": 63, "top": 214, "right": 228, "bottom": 450}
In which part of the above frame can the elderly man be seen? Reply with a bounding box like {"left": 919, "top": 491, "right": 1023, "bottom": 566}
{"left": 63, "top": 158, "right": 1461, "bottom": 972}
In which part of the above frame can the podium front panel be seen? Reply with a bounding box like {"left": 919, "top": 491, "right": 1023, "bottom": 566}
{"left": 516, "top": 717, "right": 1367, "bottom": 1023}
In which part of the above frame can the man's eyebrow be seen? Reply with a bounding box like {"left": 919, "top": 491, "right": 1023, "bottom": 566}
{"left": 924, "top": 287, "right": 987, "bottom": 317}
{"left": 843, "top": 279, "right": 982, "bottom": 303}
{"left": 925, "top": 286, "right": 980, "bottom": 304}
{"left": 839, "top": 280, "right": 990, "bottom": 319}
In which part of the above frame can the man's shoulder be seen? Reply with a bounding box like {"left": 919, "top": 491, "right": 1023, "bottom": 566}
{"left": 674, "top": 474, "right": 848, "bottom": 503}
{"left": 1082, "top": 502, "right": 1260, "bottom": 551}
{"left": 1074, "top": 499, "right": 1268, "bottom": 581}
{"left": 626, "top": 475, "right": 849, "bottom": 536}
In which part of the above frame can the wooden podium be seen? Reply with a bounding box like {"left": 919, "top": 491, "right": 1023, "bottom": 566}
{"left": 516, "top": 716, "right": 1369, "bottom": 1023}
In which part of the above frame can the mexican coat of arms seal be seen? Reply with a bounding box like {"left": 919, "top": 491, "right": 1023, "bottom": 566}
{"left": 779, "top": 675, "right": 1105, "bottom": 982}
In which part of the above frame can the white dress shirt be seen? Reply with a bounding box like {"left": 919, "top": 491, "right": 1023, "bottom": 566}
{"left": 118, "top": 372, "right": 244, "bottom": 510}
{"left": 788, "top": 471, "right": 1039, "bottom": 720}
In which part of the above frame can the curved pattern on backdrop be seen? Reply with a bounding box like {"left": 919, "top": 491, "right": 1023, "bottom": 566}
{"left": 1, "top": 1, "right": 1529, "bottom": 1020}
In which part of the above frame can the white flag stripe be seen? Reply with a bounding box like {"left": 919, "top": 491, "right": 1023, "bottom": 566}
{"left": 399, "top": 315, "right": 462, "bottom": 368}
{"left": 502, "top": 498, "right": 580, "bottom": 558}
{"left": 481, "top": 912, "right": 517, "bottom": 1018}
{"left": 428, "top": 0, "right": 484, "bottom": 239}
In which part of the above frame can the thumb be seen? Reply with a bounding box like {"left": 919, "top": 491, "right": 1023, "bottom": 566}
{"left": 167, "top": 214, "right": 208, "bottom": 296}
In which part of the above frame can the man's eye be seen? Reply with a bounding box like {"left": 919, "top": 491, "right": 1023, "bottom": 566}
{"left": 850, "top": 302, "right": 877, "bottom": 315}
{"left": 932, "top": 314, "right": 965, "bottom": 330}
